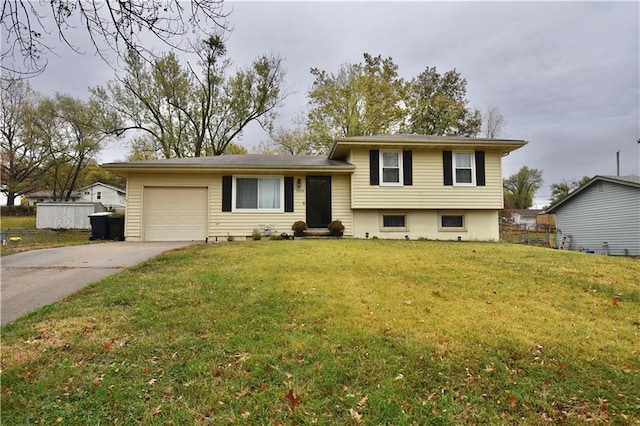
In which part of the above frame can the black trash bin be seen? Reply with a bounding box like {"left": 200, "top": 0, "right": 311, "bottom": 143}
{"left": 89, "top": 212, "right": 112, "bottom": 240}
{"left": 108, "top": 215, "right": 125, "bottom": 241}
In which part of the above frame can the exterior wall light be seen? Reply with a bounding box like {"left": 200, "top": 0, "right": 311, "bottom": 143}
{"left": 296, "top": 178, "right": 302, "bottom": 189}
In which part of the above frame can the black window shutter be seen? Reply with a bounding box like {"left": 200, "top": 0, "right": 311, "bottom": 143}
{"left": 443, "top": 151, "right": 453, "bottom": 186}
{"left": 369, "top": 150, "right": 379, "bottom": 185}
{"left": 284, "top": 177, "right": 294, "bottom": 212}
{"left": 475, "top": 151, "right": 486, "bottom": 186}
{"left": 402, "top": 150, "right": 413, "bottom": 186}
{"left": 222, "top": 176, "right": 232, "bottom": 212}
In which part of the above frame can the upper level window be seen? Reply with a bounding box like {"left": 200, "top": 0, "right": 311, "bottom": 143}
{"left": 96, "top": 191, "right": 102, "bottom": 200}
{"left": 380, "top": 151, "right": 403, "bottom": 186}
{"left": 454, "top": 152, "right": 475, "bottom": 185}
{"left": 233, "top": 177, "right": 283, "bottom": 212}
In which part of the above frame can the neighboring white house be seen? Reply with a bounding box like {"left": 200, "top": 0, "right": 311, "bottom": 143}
{"left": 546, "top": 175, "right": 640, "bottom": 256}
{"left": 510, "top": 209, "right": 544, "bottom": 228}
{"left": 23, "top": 190, "right": 82, "bottom": 206}
{"left": 78, "top": 182, "right": 126, "bottom": 211}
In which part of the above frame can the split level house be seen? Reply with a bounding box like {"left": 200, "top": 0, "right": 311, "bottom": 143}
{"left": 102, "top": 134, "right": 527, "bottom": 242}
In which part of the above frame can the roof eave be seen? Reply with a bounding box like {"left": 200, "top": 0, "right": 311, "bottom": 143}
{"left": 101, "top": 163, "right": 356, "bottom": 174}
{"left": 329, "top": 137, "right": 527, "bottom": 159}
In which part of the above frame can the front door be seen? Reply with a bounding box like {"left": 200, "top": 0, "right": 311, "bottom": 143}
{"left": 306, "top": 176, "right": 331, "bottom": 228}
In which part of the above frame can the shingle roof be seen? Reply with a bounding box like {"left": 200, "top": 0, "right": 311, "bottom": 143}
{"left": 102, "top": 154, "right": 355, "bottom": 172}
{"left": 546, "top": 175, "right": 640, "bottom": 212}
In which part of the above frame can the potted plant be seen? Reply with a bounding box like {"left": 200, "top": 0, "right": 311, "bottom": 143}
{"left": 291, "top": 220, "right": 308, "bottom": 237}
{"left": 327, "top": 220, "right": 344, "bottom": 237}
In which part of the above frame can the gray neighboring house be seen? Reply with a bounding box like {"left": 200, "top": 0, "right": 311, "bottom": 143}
{"left": 546, "top": 175, "right": 640, "bottom": 256}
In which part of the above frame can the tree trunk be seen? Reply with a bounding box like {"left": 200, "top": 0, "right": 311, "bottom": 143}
{"left": 5, "top": 191, "right": 16, "bottom": 206}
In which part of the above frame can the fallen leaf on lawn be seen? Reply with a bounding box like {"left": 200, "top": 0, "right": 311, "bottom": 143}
{"left": 357, "top": 396, "right": 368, "bottom": 409}
{"left": 394, "top": 373, "right": 404, "bottom": 380}
{"left": 284, "top": 389, "right": 301, "bottom": 410}
{"left": 403, "top": 300, "right": 412, "bottom": 305}
{"left": 432, "top": 405, "right": 440, "bottom": 415}
{"left": 56, "top": 418, "right": 63, "bottom": 423}
{"left": 509, "top": 395, "right": 516, "bottom": 408}
{"left": 349, "top": 408, "right": 362, "bottom": 423}
{"left": 148, "top": 378, "right": 157, "bottom": 385}
{"left": 240, "top": 411, "right": 250, "bottom": 419}
{"left": 236, "top": 388, "right": 249, "bottom": 398}
{"left": 150, "top": 405, "right": 161, "bottom": 416}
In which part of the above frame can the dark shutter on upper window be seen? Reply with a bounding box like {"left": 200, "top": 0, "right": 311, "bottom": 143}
{"left": 284, "top": 177, "right": 294, "bottom": 212}
{"left": 475, "top": 151, "right": 486, "bottom": 186}
{"left": 402, "top": 150, "right": 413, "bottom": 186}
{"left": 222, "top": 176, "right": 232, "bottom": 212}
{"left": 443, "top": 151, "right": 453, "bottom": 186}
{"left": 370, "top": 150, "right": 379, "bottom": 185}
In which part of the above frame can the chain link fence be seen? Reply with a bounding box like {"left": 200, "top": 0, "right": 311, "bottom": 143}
{"left": 500, "top": 224, "right": 556, "bottom": 248}
{"left": 1, "top": 228, "right": 90, "bottom": 248}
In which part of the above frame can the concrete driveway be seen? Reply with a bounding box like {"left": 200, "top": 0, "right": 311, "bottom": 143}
{"left": 1, "top": 242, "right": 193, "bottom": 325}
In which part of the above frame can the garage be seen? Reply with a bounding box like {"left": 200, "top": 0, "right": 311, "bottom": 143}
{"left": 143, "top": 187, "right": 208, "bottom": 241}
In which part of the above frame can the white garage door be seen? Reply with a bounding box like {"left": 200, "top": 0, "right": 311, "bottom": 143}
{"left": 143, "top": 187, "right": 208, "bottom": 241}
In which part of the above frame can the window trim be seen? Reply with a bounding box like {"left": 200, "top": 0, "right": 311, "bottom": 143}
{"left": 232, "top": 175, "right": 284, "bottom": 213}
{"left": 379, "top": 150, "right": 404, "bottom": 186}
{"left": 380, "top": 213, "right": 408, "bottom": 231}
{"left": 438, "top": 212, "right": 467, "bottom": 231}
{"left": 453, "top": 151, "right": 476, "bottom": 186}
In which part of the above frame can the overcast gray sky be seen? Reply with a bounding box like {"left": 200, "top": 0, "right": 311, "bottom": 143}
{"left": 21, "top": 1, "right": 640, "bottom": 207}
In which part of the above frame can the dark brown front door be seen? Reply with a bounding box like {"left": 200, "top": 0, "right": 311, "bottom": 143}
{"left": 306, "top": 176, "right": 331, "bottom": 228}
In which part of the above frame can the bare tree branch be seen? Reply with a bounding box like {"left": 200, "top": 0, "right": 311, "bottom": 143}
{"left": 1, "top": 0, "right": 230, "bottom": 77}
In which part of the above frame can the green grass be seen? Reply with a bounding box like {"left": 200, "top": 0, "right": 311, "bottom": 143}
{"left": 1, "top": 240, "right": 639, "bottom": 424}
{"left": 1, "top": 215, "right": 92, "bottom": 256}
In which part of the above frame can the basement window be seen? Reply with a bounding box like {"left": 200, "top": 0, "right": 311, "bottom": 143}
{"left": 381, "top": 214, "right": 407, "bottom": 230}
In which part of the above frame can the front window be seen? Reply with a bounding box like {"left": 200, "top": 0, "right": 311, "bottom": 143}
{"left": 454, "top": 152, "right": 475, "bottom": 185}
{"left": 234, "top": 177, "right": 283, "bottom": 212}
{"left": 380, "top": 151, "right": 403, "bottom": 186}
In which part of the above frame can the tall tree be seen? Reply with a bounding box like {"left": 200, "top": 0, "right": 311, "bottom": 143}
{"left": 503, "top": 166, "right": 544, "bottom": 209}
{"left": 31, "top": 94, "right": 118, "bottom": 201}
{"left": 1, "top": 0, "right": 229, "bottom": 77}
{"left": 307, "top": 53, "right": 406, "bottom": 153}
{"left": 405, "top": 67, "right": 481, "bottom": 137}
{"left": 0, "top": 77, "right": 49, "bottom": 205}
{"left": 93, "top": 36, "right": 286, "bottom": 158}
{"left": 484, "top": 104, "right": 506, "bottom": 138}
{"left": 548, "top": 176, "right": 591, "bottom": 206}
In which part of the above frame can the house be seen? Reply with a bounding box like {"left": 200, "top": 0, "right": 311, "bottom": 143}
{"left": 23, "top": 190, "right": 82, "bottom": 206}
{"left": 546, "top": 175, "right": 640, "bottom": 256}
{"left": 101, "top": 134, "right": 527, "bottom": 242}
{"left": 78, "top": 182, "right": 126, "bottom": 212}
{"left": 509, "top": 209, "right": 544, "bottom": 228}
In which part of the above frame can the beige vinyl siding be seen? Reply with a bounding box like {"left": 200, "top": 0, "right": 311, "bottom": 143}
{"left": 125, "top": 172, "right": 352, "bottom": 241}
{"left": 213, "top": 173, "right": 352, "bottom": 238}
{"left": 350, "top": 148, "right": 504, "bottom": 209}
{"left": 330, "top": 174, "right": 353, "bottom": 232}
{"left": 215, "top": 173, "right": 304, "bottom": 239}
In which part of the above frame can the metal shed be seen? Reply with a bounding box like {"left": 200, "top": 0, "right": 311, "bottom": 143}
{"left": 36, "top": 203, "right": 106, "bottom": 230}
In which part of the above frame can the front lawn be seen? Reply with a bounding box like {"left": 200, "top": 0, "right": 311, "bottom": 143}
{"left": 1, "top": 240, "right": 638, "bottom": 424}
